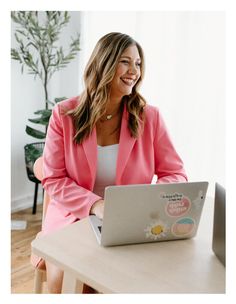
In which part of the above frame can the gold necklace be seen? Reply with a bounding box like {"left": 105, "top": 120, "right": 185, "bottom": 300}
{"left": 105, "top": 114, "right": 113, "bottom": 120}
{"left": 100, "top": 108, "right": 121, "bottom": 123}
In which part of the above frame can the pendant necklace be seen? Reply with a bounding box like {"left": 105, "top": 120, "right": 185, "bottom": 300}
{"left": 105, "top": 114, "right": 113, "bottom": 120}
{"left": 100, "top": 108, "right": 121, "bottom": 122}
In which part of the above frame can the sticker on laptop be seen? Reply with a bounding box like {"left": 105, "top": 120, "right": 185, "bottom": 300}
{"left": 161, "top": 193, "right": 191, "bottom": 217}
{"left": 171, "top": 217, "right": 195, "bottom": 237}
{"left": 144, "top": 220, "right": 169, "bottom": 240}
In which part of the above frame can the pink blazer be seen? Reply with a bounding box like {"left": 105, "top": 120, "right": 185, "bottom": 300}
{"left": 41, "top": 96, "right": 187, "bottom": 235}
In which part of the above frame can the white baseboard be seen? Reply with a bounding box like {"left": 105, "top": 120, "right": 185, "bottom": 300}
{"left": 11, "top": 190, "right": 43, "bottom": 213}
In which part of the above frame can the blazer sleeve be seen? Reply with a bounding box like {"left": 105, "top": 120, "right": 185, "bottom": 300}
{"left": 41, "top": 104, "right": 102, "bottom": 219}
{"left": 154, "top": 109, "right": 188, "bottom": 183}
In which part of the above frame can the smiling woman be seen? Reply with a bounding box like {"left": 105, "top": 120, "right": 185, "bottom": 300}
{"left": 31, "top": 32, "right": 187, "bottom": 293}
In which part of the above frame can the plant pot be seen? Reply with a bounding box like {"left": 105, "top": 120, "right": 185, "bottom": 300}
{"left": 24, "top": 142, "right": 45, "bottom": 214}
{"left": 24, "top": 142, "right": 45, "bottom": 183}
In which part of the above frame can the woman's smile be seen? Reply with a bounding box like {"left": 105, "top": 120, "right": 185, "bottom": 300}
{"left": 120, "top": 77, "right": 136, "bottom": 86}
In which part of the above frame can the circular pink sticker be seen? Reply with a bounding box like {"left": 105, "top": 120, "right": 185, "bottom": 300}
{"left": 166, "top": 196, "right": 191, "bottom": 217}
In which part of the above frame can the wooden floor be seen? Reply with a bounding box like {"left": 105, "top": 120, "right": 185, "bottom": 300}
{"left": 11, "top": 204, "right": 45, "bottom": 293}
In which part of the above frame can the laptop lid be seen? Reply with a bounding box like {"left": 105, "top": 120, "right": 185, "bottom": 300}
{"left": 100, "top": 182, "right": 208, "bottom": 246}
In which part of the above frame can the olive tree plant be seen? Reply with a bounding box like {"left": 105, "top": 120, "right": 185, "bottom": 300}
{"left": 11, "top": 11, "right": 80, "bottom": 140}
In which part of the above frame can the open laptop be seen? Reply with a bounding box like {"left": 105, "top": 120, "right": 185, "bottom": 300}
{"left": 89, "top": 181, "right": 209, "bottom": 246}
{"left": 212, "top": 183, "right": 226, "bottom": 266}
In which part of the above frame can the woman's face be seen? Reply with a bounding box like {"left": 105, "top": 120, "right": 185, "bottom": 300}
{"left": 110, "top": 45, "right": 141, "bottom": 100}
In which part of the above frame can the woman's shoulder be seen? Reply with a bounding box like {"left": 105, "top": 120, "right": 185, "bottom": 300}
{"left": 51, "top": 96, "right": 80, "bottom": 119}
{"left": 57, "top": 96, "right": 80, "bottom": 111}
{"left": 144, "top": 104, "right": 160, "bottom": 119}
{"left": 143, "top": 104, "right": 165, "bottom": 132}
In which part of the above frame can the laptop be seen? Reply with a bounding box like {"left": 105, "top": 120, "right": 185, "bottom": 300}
{"left": 212, "top": 183, "right": 226, "bottom": 266}
{"left": 89, "top": 181, "right": 209, "bottom": 246}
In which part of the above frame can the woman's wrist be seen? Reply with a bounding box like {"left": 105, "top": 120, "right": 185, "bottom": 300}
{"left": 90, "top": 199, "right": 103, "bottom": 215}
{"left": 90, "top": 199, "right": 104, "bottom": 219}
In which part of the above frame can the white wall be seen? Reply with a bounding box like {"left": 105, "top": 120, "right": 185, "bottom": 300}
{"left": 11, "top": 11, "right": 82, "bottom": 211}
{"left": 80, "top": 11, "right": 225, "bottom": 196}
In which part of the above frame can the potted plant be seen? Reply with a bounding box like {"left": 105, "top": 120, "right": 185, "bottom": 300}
{"left": 11, "top": 11, "right": 81, "bottom": 213}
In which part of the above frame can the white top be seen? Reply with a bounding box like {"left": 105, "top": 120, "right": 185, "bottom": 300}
{"left": 93, "top": 144, "right": 119, "bottom": 198}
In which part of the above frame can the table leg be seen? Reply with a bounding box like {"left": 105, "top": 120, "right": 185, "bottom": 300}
{"left": 61, "top": 271, "right": 83, "bottom": 293}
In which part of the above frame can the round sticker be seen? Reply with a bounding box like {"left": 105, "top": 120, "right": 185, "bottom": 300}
{"left": 171, "top": 217, "right": 195, "bottom": 237}
{"left": 166, "top": 196, "right": 191, "bottom": 217}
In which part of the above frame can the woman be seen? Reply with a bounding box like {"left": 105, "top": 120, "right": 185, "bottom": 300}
{"left": 36, "top": 32, "right": 187, "bottom": 293}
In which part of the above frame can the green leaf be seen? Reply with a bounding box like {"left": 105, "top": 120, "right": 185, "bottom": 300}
{"left": 28, "top": 109, "right": 52, "bottom": 126}
{"left": 28, "top": 117, "right": 49, "bottom": 125}
{"left": 54, "top": 97, "right": 67, "bottom": 103}
{"left": 25, "top": 126, "right": 46, "bottom": 139}
{"left": 34, "top": 109, "right": 52, "bottom": 116}
{"left": 11, "top": 48, "right": 21, "bottom": 61}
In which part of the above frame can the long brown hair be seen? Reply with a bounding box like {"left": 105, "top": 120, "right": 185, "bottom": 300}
{"left": 67, "top": 32, "right": 147, "bottom": 144}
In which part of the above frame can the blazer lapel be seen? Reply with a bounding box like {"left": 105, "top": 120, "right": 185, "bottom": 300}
{"left": 82, "top": 127, "right": 97, "bottom": 186}
{"left": 116, "top": 105, "right": 137, "bottom": 184}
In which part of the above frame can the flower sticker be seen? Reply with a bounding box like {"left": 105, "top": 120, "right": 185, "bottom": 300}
{"left": 144, "top": 220, "right": 169, "bottom": 240}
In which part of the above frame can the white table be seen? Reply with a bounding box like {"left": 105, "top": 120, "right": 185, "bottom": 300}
{"left": 31, "top": 197, "right": 225, "bottom": 293}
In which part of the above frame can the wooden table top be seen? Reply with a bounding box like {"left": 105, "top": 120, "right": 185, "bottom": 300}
{"left": 32, "top": 197, "right": 225, "bottom": 293}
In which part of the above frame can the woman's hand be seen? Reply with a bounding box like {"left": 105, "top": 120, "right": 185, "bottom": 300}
{"left": 90, "top": 199, "right": 105, "bottom": 219}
